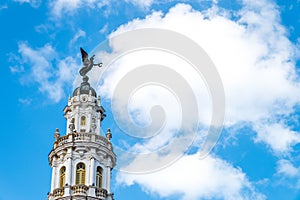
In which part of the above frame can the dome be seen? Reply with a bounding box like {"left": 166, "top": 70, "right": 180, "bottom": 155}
{"left": 72, "top": 81, "right": 97, "bottom": 97}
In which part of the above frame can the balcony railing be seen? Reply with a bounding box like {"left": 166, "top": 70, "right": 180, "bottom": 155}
{"left": 53, "top": 188, "right": 64, "bottom": 198}
{"left": 73, "top": 132, "right": 92, "bottom": 141}
{"left": 95, "top": 188, "right": 108, "bottom": 198}
{"left": 56, "top": 135, "right": 68, "bottom": 146}
{"left": 95, "top": 135, "right": 110, "bottom": 146}
{"left": 48, "top": 186, "right": 111, "bottom": 200}
{"left": 53, "top": 132, "right": 111, "bottom": 149}
{"left": 71, "top": 184, "right": 89, "bottom": 195}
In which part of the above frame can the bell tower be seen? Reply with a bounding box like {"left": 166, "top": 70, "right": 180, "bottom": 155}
{"left": 47, "top": 49, "right": 116, "bottom": 200}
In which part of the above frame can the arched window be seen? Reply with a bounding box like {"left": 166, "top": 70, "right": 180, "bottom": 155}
{"left": 76, "top": 163, "right": 86, "bottom": 185}
{"left": 96, "top": 166, "right": 103, "bottom": 188}
{"left": 60, "top": 166, "right": 66, "bottom": 188}
{"left": 80, "top": 116, "right": 86, "bottom": 126}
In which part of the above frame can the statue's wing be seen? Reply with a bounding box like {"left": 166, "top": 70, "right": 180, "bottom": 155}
{"left": 80, "top": 47, "right": 89, "bottom": 62}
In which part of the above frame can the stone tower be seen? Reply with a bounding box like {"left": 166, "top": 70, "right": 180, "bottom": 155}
{"left": 47, "top": 75, "right": 116, "bottom": 200}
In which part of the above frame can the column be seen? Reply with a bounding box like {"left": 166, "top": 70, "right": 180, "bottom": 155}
{"left": 90, "top": 157, "right": 95, "bottom": 185}
{"left": 106, "top": 167, "right": 111, "bottom": 193}
{"left": 88, "top": 113, "right": 92, "bottom": 132}
{"left": 66, "top": 157, "right": 72, "bottom": 185}
{"left": 50, "top": 165, "right": 57, "bottom": 192}
{"left": 64, "top": 157, "right": 72, "bottom": 195}
{"left": 75, "top": 108, "right": 79, "bottom": 131}
{"left": 89, "top": 157, "right": 96, "bottom": 197}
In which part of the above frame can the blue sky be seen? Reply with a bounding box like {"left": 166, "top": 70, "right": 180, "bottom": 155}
{"left": 1, "top": 0, "right": 300, "bottom": 200}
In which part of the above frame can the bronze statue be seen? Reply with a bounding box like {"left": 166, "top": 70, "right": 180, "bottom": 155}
{"left": 79, "top": 47, "right": 102, "bottom": 80}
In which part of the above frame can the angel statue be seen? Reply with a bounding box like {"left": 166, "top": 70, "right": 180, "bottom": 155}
{"left": 79, "top": 47, "right": 102, "bottom": 81}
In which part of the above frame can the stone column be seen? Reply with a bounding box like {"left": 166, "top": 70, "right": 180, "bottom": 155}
{"left": 51, "top": 157, "right": 58, "bottom": 192}
{"left": 66, "top": 157, "right": 72, "bottom": 185}
{"left": 90, "top": 157, "right": 95, "bottom": 185}
{"left": 75, "top": 107, "right": 79, "bottom": 131}
{"left": 64, "top": 157, "right": 72, "bottom": 196}
{"left": 50, "top": 165, "right": 56, "bottom": 192}
{"left": 89, "top": 157, "right": 96, "bottom": 197}
{"left": 106, "top": 167, "right": 111, "bottom": 193}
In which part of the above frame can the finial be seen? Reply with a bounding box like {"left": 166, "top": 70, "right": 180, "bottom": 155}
{"left": 54, "top": 128, "right": 60, "bottom": 141}
{"left": 106, "top": 128, "right": 112, "bottom": 141}
{"left": 79, "top": 47, "right": 102, "bottom": 82}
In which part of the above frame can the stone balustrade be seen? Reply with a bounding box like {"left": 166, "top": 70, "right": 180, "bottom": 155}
{"left": 53, "top": 188, "right": 64, "bottom": 198}
{"left": 95, "top": 135, "right": 109, "bottom": 146}
{"left": 73, "top": 132, "right": 92, "bottom": 141}
{"left": 95, "top": 188, "right": 108, "bottom": 198}
{"left": 53, "top": 132, "right": 111, "bottom": 149}
{"left": 55, "top": 135, "right": 68, "bottom": 146}
{"left": 49, "top": 186, "right": 111, "bottom": 200}
{"left": 71, "top": 184, "right": 89, "bottom": 195}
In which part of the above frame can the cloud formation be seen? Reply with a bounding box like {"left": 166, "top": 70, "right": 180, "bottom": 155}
{"left": 95, "top": 0, "right": 300, "bottom": 199}
{"left": 13, "top": 42, "right": 79, "bottom": 102}
{"left": 102, "top": 0, "right": 300, "bottom": 152}
{"left": 276, "top": 159, "right": 300, "bottom": 189}
{"left": 69, "top": 29, "right": 86, "bottom": 46}
{"left": 49, "top": 0, "right": 111, "bottom": 18}
{"left": 49, "top": 0, "right": 82, "bottom": 17}
{"left": 254, "top": 123, "right": 300, "bottom": 154}
{"left": 13, "top": 0, "right": 41, "bottom": 8}
{"left": 48, "top": 0, "right": 155, "bottom": 18}
{"left": 117, "top": 153, "right": 265, "bottom": 200}
{"left": 125, "top": 0, "right": 154, "bottom": 9}
{"left": 277, "top": 159, "right": 299, "bottom": 178}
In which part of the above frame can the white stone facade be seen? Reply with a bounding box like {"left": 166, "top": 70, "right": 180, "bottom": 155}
{"left": 48, "top": 81, "right": 116, "bottom": 200}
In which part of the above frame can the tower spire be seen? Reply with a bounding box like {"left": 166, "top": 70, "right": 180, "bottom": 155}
{"left": 47, "top": 48, "right": 116, "bottom": 200}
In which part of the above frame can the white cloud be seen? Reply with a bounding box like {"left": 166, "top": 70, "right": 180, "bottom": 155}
{"left": 96, "top": 49, "right": 211, "bottom": 154}
{"left": 125, "top": 0, "right": 154, "bottom": 9}
{"left": 69, "top": 29, "right": 86, "bottom": 46}
{"left": 48, "top": 0, "right": 155, "bottom": 18}
{"left": 126, "top": 2, "right": 297, "bottom": 118}
{"left": 10, "top": 65, "right": 24, "bottom": 73}
{"left": 99, "top": 23, "right": 108, "bottom": 34}
{"left": 49, "top": 0, "right": 82, "bottom": 17}
{"left": 57, "top": 56, "right": 80, "bottom": 84}
{"left": 97, "top": 0, "right": 300, "bottom": 156}
{"left": 15, "top": 42, "right": 79, "bottom": 102}
{"left": 117, "top": 153, "right": 265, "bottom": 200}
{"left": 13, "top": 0, "right": 41, "bottom": 8}
{"left": 91, "top": 0, "right": 300, "bottom": 199}
{"left": 277, "top": 159, "right": 299, "bottom": 178}
{"left": 18, "top": 98, "right": 32, "bottom": 106}
{"left": 276, "top": 159, "right": 300, "bottom": 189}
{"left": 49, "top": 0, "right": 110, "bottom": 18}
{"left": 254, "top": 123, "right": 300, "bottom": 154}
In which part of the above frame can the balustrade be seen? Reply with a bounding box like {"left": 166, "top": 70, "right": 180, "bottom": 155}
{"left": 73, "top": 132, "right": 92, "bottom": 141}
{"left": 95, "top": 188, "right": 108, "bottom": 198}
{"left": 53, "top": 188, "right": 64, "bottom": 198}
{"left": 95, "top": 135, "right": 108, "bottom": 146}
{"left": 54, "top": 132, "right": 111, "bottom": 148}
{"left": 71, "top": 184, "right": 89, "bottom": 195}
